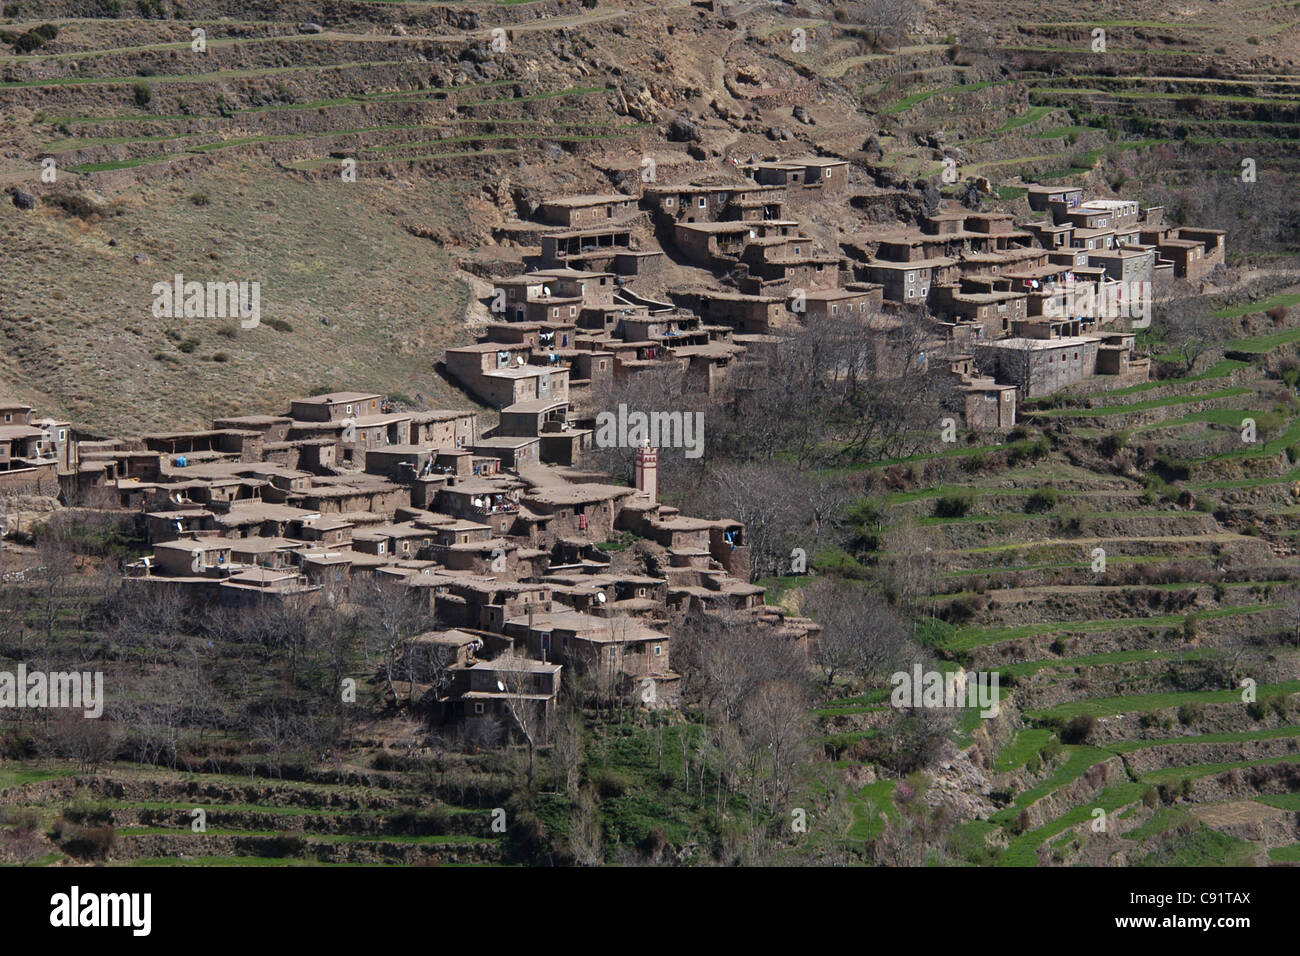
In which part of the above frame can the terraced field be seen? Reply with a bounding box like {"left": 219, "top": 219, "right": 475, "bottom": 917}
{"left": 0, "top": 764, "right": 507, "bottom": 866}
{"left": 814, "top": 284, "right": 1300, "bottom": 866}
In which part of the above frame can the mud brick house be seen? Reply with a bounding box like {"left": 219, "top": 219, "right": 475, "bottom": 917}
{"left": 1094, "top": 332, "right": 1150, "bottom": 383}
{"left": 1076, "top": 199, "right": 1141, "bottom": 230}
{"left": 538, "top": 227, "right": 665, "bottom": 277}
{"left": 866, "top": 254, "right": 959, "bottom": 304}
{"left": 931, "top": 285, "right": 1028, "bottom": 338}
{"left": 687, "top": 290, "right": 789, "bottom": 333}
{"left": 504, "top": 609, "right": 679, "bottom": 707}
{"left": 493, "top": 269, "right": 618, "bottom": 323}
{"left": 973, "top": 334, "right": 1103, "bottom": 398}
{"left": 444, "top": 343, "right": 570, "bottom": 409}
{"left": 436, "top": 656, "right": 563, "bottom": 738}
{"left": 1026, "top": 184, "right": 1083, "bottom": 213}
{"left": 736, "top": 236, "right": 843, "bottom": 295}
{"left": 409, "top": 410, "right": 478, "bottom": 450}
{"left": 944, "top": 355, "right": 1018, "bottom": 431}
{"left": 290, "top": 391, "right": 383, "bottom": 422}
{"left": 473, "top": 435, "right": 542, "bottom": 469}
{"left": 536, "top": 193, "right": 638, "bottom": 228}
{"left": 211, "top": 414, "right": 293, "bottom": 445}
{"left": 1087, "top": 246, "right": 1156, "bottom": 283}
{"left": 793, "top": 285, "right": 884, "bottom": 321}
{"left": 671, "top": 219, "right": 802, "bottom": 269}
{"left": 642, "top": 182, "right": 786, "bottom": 225}
{"left": 0, "top": 422, "right": 50, "bottom": 468}
{"left": 740, "top": 157, "right": 849, "bottom": 201}
{"left": 520, "top": 483, "right": 637, "bottom": 542}
{"left": 482, "top": 321, "right": 579, "bottom": 352}
{"left": 1141, "top": 227, "right": 1226, "bottom": 280}
{"left": 150, "top": 538, "right": 234, "bottom": 577}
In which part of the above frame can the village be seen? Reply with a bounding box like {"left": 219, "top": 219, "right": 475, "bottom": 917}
{"left": 0, "top": 157, "right": 1227, "bottom": 750}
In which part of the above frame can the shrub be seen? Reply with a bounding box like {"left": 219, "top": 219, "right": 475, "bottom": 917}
{"left": 1060, "top": 713, "right": 1096, "bottom": 744}
{"left": 133, "top": 82, "right": 152, "bottom": 106}
{"left": 1177, "top": 702, "right": 1204, "bottom": 725}
{"left": 1142, "top": 787, "right": 1159, "bottom": 808}
{"left": 189, "top": 191, "right": 210, "bottom": 206}
{"left": 261, "top": 832, "right": 308, "bottom": 858}
{"left": 1182, "top": 612, "right": 1198, "bottom": 640}
{"left": 1099, "top": 430, "right": 1130, "bottom": 457}
{"left": 55, "top": 821, "right": 115, "bottom": 860}
{"left": 933, "top": 490, "right": 975, "bottom": 518}
{"left": 1025, "top": 487, "right": 1059, "bottom": 513}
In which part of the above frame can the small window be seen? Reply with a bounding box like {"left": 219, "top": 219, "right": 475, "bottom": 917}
{"left": 569, "top": 306, "right": 577, "bottom": 317}
{"left": 698, "top": 197, "right": 706, "bottom": 208}
{"left": 474, "top": 702, "right": 485, "bottom": 715}
{"left": 653, "top": 645, "right": 662, "bottom": 656}
{"left": 664, "top": 197, "right": 674, "bottom": 207}
{"left": 608, "top": 647, "right": 617, "bottom": 660}
{"left": 345, "top": 404, "right": 353, "bottom": 415}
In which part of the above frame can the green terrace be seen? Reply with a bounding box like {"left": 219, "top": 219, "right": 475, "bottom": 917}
{"left": 999, "top": 647, "right": 1223, "bottom": 681}
{"left": 1138, "top": 753, "right": 1300, "bottom": 786}
{"left": 940, "top": 603, "right": 1281, "bottom": 654}
{"left": 914, "top": 507, "right": 1212, "bottom": 528}
{"left": 0, "top": 58, "right": 413, "bottom": 89}
{"left": 1109, "top": 725, "right": 1300, "bottom": 754}
{"left": 1031, "top": 386, "right": 1253, "bottom": 419}
{"left": 1025, "top": 679, "right": 1300, "bottom": 722}
{"left": 38, "top": 79, "right": 520, "bottom": 125}
{"left": 998, "top": 782, "right": 1147, "bottom": 867}
{"left": 878, "top": 80, "right": 1007, "bottom": 114}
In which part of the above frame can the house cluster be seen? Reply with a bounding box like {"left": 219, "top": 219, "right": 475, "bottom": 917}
{"left": 471, "top": 167, "right": 1226, "bottom": 432}
{"left": 10, "top": 380, "right": 817, "bottom": 741}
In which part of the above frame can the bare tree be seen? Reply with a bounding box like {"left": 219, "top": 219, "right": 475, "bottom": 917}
{"left": 739, "top": 679, "right": 810, "bottom": 808}
{"left": 803, "top": 578, "right": 918, "bottom": 689}
{"left": 494, "top": 655, "right": 551, "bottom": 786}
{"left": 855, "top": 0, "right": 923, "bottom": 50}
{"left": 359, "top": 575, "right": 432, "bottom": 707}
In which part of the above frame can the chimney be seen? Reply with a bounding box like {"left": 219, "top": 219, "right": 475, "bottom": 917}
{"left": 635, "top": 440, "right": 658, "bottom": 504}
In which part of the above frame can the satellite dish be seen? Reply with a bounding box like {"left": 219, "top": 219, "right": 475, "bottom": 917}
{"left": 496, "top": 680, "right": 506, "bottom": 693}
{"left": 516, "top": 356, "right": 526, "bottom": 366}
{"left": 596, "top": 592, "right": 607, "bottom": 604}
{"left": 542, "top": 286, "right": 551, "bottom": 297}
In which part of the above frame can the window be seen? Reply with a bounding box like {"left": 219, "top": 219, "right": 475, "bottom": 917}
{"left": 474, "top": 702, "right": 484, "bottom": 715}
{"left": 653, "top": 644, "right": 662, "bottom": 656}
{"left": 58, "top": 429, "right": 66, "bottom": 442}
{"left": 607, "top": 647, "right": 617, "bottom": 660}
{"left": 1074, "top": 352, "right": 1079, "bottom": 360}
{"left": 345, "top": 404, "right": 353, "bottom": 415}
{"left": 698, "top": 197, "right": 706, "bottom": 208}
{"left": 664, "top": 197, "right": 674, "bottom": 207}
{"left": 569, "top": 306, "right": 577, "bottom": 317}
